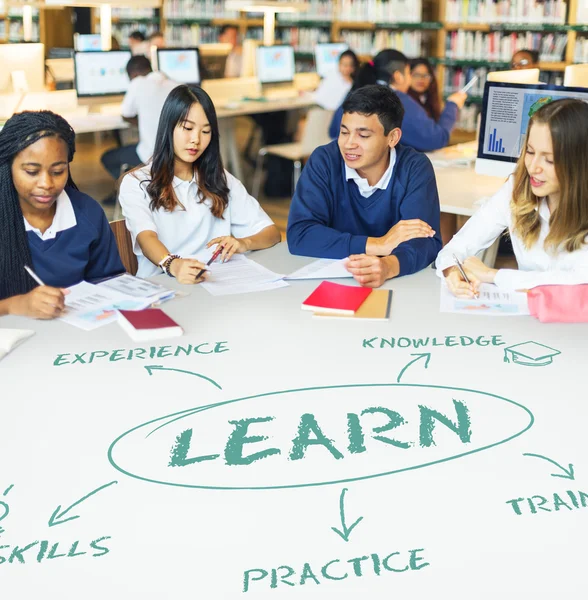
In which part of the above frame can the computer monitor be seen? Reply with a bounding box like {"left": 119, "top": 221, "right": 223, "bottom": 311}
{"left": 74, "top": 50, "right": 131, "bottom": 97}
{"left": 74, "top": 33, "right": 102, "bottom": 52}
{"left": 157, "top": 48, "right": 201, "bottom": 85}
{"left": 256, "top": 45, "right": 295, "bottom": 84}
{"left": 314, "top": 43, "right": 348, "bottom": 78}
{"left": 199, "top": 43, "right": 232, "bottom": 80}
{"left": 0, "top": 42, "right": 45, "bottom": 93}
{"left": 476, "top": 81, "right": 588, "bottom": 177}
{"left": 564, "top": 64, "right": 588, "bottom": 88}
{"left": 487, "top": 68, "right": 540, "bottom": 84}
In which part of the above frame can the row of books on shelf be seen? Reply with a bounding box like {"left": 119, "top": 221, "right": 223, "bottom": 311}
{"left": 278, "top": 27, "right": 331, "bottom": 52}
{"left": 111, "top": 7, "right": 157, "bottom": 19}
{"left": 3, "top": 21, "right": 40, "bottom": 40}
{"left": 340, "top": 30, "right": 423, "bottom": 57}
{"left": 278, "top": 0, "right": 334, "bottom": 22}
{"left": 445, "top": 0, "right": 567, "bottom": 24}
{"left": 109, "top": 23, "right": 159, "bottom": 42}
{"left": 574, "top": 38, "right": 588, "bottom": 64}
{"left": 164, "top": 24, "right": 220, "bottom": 46}
{"left": 337, "top": 0, "right": 421, "bottom": 23}
{"left": 446, "top": 30, "right": 568, "bottom": 62}
{"left": 163, "top": 0, "right": 238, "bottom": 20}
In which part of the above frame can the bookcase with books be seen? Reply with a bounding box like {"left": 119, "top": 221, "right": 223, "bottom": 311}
{"left": 0, "top": 2, "right": 40, "bottom": 43}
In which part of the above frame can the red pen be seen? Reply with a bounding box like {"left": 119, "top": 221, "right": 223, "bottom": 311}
{"left": 196, "top": 245, "right": 224, "bottom": 279}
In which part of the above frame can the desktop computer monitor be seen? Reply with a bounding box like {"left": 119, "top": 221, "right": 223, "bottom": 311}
{"left": 74, "top": 50, "right": 132, "bottom": 97}
{"left": 476, "top": 81, "right": 588, "bottom": 177}
{"left": 314, "top": 43, "right": 348, "bottom": 78}
{"left": 487, "top": 68, "right": 540, "bottom": 84}
{"left": 564, "top": 64, "right": 588, "bottom": 88}
{"left": 74, "top": 33, "right": 102, "bottom": 52}
{"left": 0, "top": 43, "right": 45, "bottom": 93}
{"left": 198, "top": 43, "right": 232, "bottom": 80}
{"left": 157, "top": 48, "right": 201, "bottom": 85}
{"left": 256, "top": 45, "right": 295, "bottom": 84}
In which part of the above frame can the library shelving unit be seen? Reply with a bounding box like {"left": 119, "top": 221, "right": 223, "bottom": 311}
{"left": 0, "top": 2, "right": 40, "bottom": 43}
{"left": 92, "top": 6, "right": 162, "bottom": 48}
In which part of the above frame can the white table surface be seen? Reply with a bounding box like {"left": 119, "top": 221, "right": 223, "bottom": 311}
{"left": 1, "top": 242, "right": 586, "bottom": 598}
{"left": 2, "top": 242, "right": 586, "bottom": 598}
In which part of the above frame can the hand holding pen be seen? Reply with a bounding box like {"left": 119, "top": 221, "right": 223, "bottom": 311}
{"left": 448, "top": 254, "right": 480, "bottom": 299}
{"left": 195, "top": 244, "right": 224, "bottom": 280}
{"left": 206, "top": 235, "right": 247, "bottom": 263}
{"left": 19, "top": 265, "right": 69, "bottom": 319}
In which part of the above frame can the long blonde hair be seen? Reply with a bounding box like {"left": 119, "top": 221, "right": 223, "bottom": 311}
{"left": 511, "top": 98, "right": 588, "bottom": 253}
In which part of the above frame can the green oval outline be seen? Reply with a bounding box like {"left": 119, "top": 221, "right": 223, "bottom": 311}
{"left": 107, "top": 383, "right": 535, "bottom": 491}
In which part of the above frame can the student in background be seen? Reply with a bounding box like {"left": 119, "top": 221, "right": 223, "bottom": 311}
{"left": 329, "top": 49, "right": 466, "bottom": 152}
{"left": 314, "top": 50, "right": 360, "bottom": 111}
{"left": 511, "top": 49, "right": 540, "bottom": 70}
{"left": 438, "top": 99, "right": 588, "bottom": 296}
{"left": 0, "top": 111, "right": 124, "bottom": 318}
{"left": 408, "top": 58, "right": 441, "bottom": 122}
{"left": 119, "top": 85, "right": 281, "bottom": 281}
{"left": 219, "top": 25, "right": 242, "bottom": 78}
{"left": 128, "top": 30, "right": 148, "bottom": 56}
{"left": 101, "top": 56, "right": 179, "bottom": 188}
{"left": 288, "top": 85, "right": 442, "bottom": 288}
{"left": 148, "top": 31, "right": 165, "bottom": 49}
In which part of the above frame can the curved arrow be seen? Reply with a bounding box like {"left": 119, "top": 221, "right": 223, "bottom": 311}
{"left": 396, "top": 353, "right": 431, "bottom": 383}
{"left": 331, "top": 488, "right": 363, "bottom": 542}
{"left": 144, "top": 365, "right": 222, "bottom": 390}
{"left": 49, "top": 481, "right": 118, "bottom": 527}
{"left": 523, "top": 453, "right": 575, "bottom": 480}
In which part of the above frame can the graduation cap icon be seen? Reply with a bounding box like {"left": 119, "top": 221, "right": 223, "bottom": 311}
{"left": 504, "top": 341, "right": 561, "bottom": 367}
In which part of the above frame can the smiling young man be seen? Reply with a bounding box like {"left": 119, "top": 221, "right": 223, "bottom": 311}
{"left": 287, "top": 85, "right": 442, "bottom": 287}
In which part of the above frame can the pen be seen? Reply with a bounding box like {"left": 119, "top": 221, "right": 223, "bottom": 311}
{"left": 196, "top": 245, "right": 224, "bottom": 279}
{"left": 453, "top": 254, "right": 479, "bottom": 298}
{"left": 24, "top": 264, "right": 46, "bottom": 287}
{"left": 460, "top": 75, "right": 478, "bottom": 94}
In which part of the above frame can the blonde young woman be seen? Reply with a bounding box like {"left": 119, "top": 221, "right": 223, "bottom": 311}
{"left": 437, "top": 98, "right": 588, "bottom": 297}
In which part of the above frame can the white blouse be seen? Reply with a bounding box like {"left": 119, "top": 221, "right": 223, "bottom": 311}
{"left": 436, "top": 177, "right": 588, "bottom": 290}
{"left": 119, "top": 166, "right": 275, "bottom": 277}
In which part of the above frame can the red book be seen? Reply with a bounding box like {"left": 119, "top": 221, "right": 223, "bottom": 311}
{"left": 301, "top": 281, "right": 372, "bottom": 315}
{"left": 118, "top": 308, "right": 183, "bottom": 341}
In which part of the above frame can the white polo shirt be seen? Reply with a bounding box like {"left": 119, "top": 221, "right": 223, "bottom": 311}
{"left": 119, "top": 166, "right": 275, "bottom": 277}
{"left": 23, "top": 190, "right": 76, "bottom": 241}
{"left": 436, "top": 177, "right": 588, "bottom": 289}
{"left": 344, "top": 148, "right": 396, "bottom": 198}
{"left": 121, "top": 71, "right": 180, "bottom": 163}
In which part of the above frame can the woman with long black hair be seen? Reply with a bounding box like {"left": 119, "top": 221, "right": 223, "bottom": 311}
{"left": 119, "top": 85, "right": 281, "bottom": 282}
{"left": 0, "top": 110, "right": 124, "bottom": 318}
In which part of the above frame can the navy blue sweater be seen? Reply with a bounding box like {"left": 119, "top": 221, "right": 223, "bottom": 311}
{"left": 287, "top": 142, "right": 442, "bottom": 277}
{"left": 27, "top": 187, "right": 125, "bottom": 288}
{"left": 329, "top": 90, "right": 458, "bottom": 152}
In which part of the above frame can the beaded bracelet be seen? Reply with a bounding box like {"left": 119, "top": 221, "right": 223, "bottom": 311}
{"left": 161, "top": 254, "right": 180, "bottom": 277}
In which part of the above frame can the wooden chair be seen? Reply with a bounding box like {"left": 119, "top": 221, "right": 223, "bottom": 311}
{"left": 109, "top": 219, "right": 138, "bottom": 276}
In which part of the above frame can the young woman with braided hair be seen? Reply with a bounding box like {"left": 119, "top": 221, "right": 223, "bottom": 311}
{"left": 0, "top": 110, "right": 124, "bottom": 319}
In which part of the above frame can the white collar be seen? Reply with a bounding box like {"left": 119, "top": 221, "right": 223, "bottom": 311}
{"left": 23, "top": 190, "right": 76, "bottom": 241}
{"left": 172, "top": 171, "right": 197, "bottom": 189}
{"left": 345, "top": 148, "right": 397, "bottom": 192}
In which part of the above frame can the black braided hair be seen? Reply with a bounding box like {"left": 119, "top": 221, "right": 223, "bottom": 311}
{"left": 0, "top": 110, "right": 77, "bottom": 301}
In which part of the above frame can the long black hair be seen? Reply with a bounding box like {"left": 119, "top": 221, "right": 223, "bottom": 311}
{"left": 145, "top": 84, "right": 229, "bottom": 218}
{"left": 0, "top": 110, "right": 77, "bottom": 301}
{"left": 408, "top": 58, "right": 441, "bottom": 122}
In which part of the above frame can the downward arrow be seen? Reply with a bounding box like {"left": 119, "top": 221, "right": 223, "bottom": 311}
{"left": 523, "top": 453, "right": 575, "bottom": 480}
{"left": 331, "top": 488, "right": 363, "bottom": 542}
{"left": 49, "top": 481, "right": 118, "bottom": 527}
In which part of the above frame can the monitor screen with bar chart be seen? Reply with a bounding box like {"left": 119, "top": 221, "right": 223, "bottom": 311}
{"left": 476, "top": 81, "right": 588, "bottom": 177}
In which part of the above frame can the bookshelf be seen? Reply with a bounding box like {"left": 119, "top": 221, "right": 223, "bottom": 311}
{"left": 0, "top": 2, "right": 40, "bottom": 43}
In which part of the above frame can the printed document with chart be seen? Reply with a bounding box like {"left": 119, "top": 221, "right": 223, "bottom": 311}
{"left": 440, "top": 282, "right": 530, "bottom": 316}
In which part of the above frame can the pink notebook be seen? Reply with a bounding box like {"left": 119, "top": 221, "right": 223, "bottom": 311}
{"left": 118, "top": 309, "right": 183, "bottom": 341}
{"left": 301, "top": 281, "right": 372, "bottom": 315}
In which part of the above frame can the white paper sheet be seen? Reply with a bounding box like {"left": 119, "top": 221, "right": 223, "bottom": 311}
{"left": 440, "top": 282, "right": 530, "bottom": 316}
{"left": 0, "top": 328, "right": 35, "bottom": 362}
{"left": 199, "top": 254, "right": 288, "bottom": 296}
{"left": 60, "top": 282, "right": 152, "bottom": 331}
{"left": 284, "top": 258, "right": 352, "bottom": 280}
{"left": 98, "top": 274, "right": 175, "bottom": 302}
